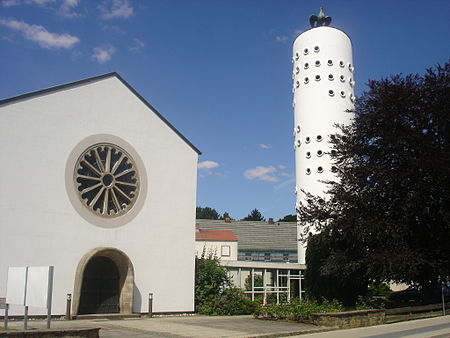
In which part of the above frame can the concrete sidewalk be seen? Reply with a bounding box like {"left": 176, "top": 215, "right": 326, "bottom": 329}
{"left": 4, "top": 315, "right": 331, "bottom": 337}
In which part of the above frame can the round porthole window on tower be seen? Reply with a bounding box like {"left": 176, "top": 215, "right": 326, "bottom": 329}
{"left": 317, "top": 150, "right": 323, "bottom": 157}
{"left": 328, "top": 90, "right": 335, "bottom": 96}
{"left": 340, "top": 75, "right": 345, "bottom": 82}
{"left": 306, "top": 168, "right": 311, "bottom": 175}
{"left": 317, "top": 166, "right": 324, "bottom": 173}
{"left": 303, "top": 48, "right": 309, "bottom": 55}
{"left": 295, "top": 80, "right": 300, "bottom": 88}
{"left": 315, "top": 75, "right": 321, "bottom": 81}
{"left": 328, "top": 74, "right": 334, "bottom": 81}
{"left": 339, "top": 60, "right": 345, "bottom": 68}
{"left": 315, "top": 60, "right": 321, "bottom": 67}
{"left": 304, "top": 77, "right": 309, "bottom": 84}
{"left": 295, "top": 66, "right": 300, "bottom": 74}
{"left": 304, "top": 62, "right": 309, "bottom": 69}
{"left": 306, "top": 151, "right": 311, "bottom": 159}
{"left": 305, "top": 136, "right": 311, "bottom": 143}
{"left": 316, "top": 135, "right": 323, "bottom": 142}
{"left": 340, "top": 91, "right": 346, "bottom": 98}
{"left": 327, "top": 59, "right": 333, "bottom": 66}
{"left": 314, "top": 46, "right": 320, "bottom": 52}
{"left": 295, "top": 52, "right": 299, "bottom": 60}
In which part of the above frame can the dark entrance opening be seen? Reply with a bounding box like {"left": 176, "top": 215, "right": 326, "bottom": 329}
{"left": 78, "top": 256, "right": 120, "bottom": 314}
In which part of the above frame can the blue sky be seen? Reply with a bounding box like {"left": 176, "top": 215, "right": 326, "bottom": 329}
{"left": 1, "top": 0, "right": 449, "bottom": 220}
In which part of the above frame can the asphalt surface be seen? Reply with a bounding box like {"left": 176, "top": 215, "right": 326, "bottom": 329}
{"left": 293, "top": 315, "right": 450, "bottom": 338}
{"left": 3, "top": 314, "right": 449, "bottom": 337}
{"left": 3, "top": 315, "right": 327, "bottom": 337}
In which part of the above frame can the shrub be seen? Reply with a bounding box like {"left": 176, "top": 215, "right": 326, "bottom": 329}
{"left": 254, "top": 298, "right": 343, "bottom": 321}
{"left": 198, "top": 288, "right": 258, "bottom": 315}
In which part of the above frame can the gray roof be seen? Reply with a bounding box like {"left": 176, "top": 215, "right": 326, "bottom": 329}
{"left": 196, "top": 219, "right": 297, "bottom": 252}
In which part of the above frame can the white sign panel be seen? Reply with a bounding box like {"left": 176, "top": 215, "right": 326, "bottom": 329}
{"left": 6, "top": 267, "right": 27, "bottom": 305}
{"left": 26, "top": 266, "right": 53, "bottom": 308}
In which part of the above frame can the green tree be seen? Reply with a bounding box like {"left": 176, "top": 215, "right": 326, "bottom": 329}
{"left": 278, "top": 214, "right": 297, "bottom": 222}
{"left": 242, "top": 208, "right": 265, "bottom": 221}
{"left": 195, "top": 251, "right": 256, "bottom": 315}
{"left": 195, "top": 251, "right": 230, "bottom": 310}
{"left": 305, "top": 233, "right": 368, "bottom": 306}
{"left": 196, "top": 206, "right": 220, "bottom": 220}
{"left": 298, "top": 62, "right": 450, "bottom": 304}
{"left": 221, "top": 211, "right": 231, "bottom": 220}
{"left": 244, "top": 273, "right": 263, "bottom": 291}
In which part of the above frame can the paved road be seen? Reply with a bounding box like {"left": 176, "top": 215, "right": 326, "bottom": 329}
{"left": 5, "top": 315, "right": 325, "bottom": 337}
{"left": 4, "top": 314, "right": 449, "bottom": 337}
{"left": 297, "top": 315, "right": 450, "bottom": 338}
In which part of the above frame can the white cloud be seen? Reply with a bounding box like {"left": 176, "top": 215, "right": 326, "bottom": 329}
{"left": 275, "top": 35, "right": 287, "bottom": 42}
{"left": 274, "top": 178, "right": 295, "bottom": 190}
{"left": 59, "top": 0, "right": 81, "bottom": 17}
{"left": 0, "top": 18, "right": 79, "bottom": 48}
{"left": 259, "top": 143, "right": 271, "bottom": 149}
{"left": 101, "top": 24, "right": 126, "bottom": 34}
{"left": 129, "top": 37, "right": 144, "bottom": 52}
{"left": 197, "top": 161, "right": 219, "bottom": 170}
{"left": 98, "top": 0, "right": 133, "bottom": 19}
{"left": 244, "top": 166, "right": 279, "bottom": 182}
{"left": 91, "top": 44, "right": 116, "bottom": 63}
{"left": 1, "top": 0, "right": 20, "bottom": 7}
{"left": 278, "top": 164, "right": 287, "bottom": 169}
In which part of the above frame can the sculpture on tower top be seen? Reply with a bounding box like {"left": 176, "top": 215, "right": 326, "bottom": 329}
{"left": 309, "top": 7, "right": 332, "bottom": 28}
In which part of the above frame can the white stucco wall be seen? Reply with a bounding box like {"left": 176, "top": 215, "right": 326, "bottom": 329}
{"left": 292, "top": 27, "right": 355, "bottom": 263}
{"left": 0, "top": 75, "right": 198, "bottom": 315}
{"left": 195, "top": 241, "right": 238, "bottom": 261}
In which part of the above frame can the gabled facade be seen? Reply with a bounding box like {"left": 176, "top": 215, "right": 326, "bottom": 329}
{"left": 0, "top": 73, "right": 199, "bottom": 316}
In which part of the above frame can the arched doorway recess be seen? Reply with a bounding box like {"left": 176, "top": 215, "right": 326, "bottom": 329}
{"left": 73, "top": 247, "right": 134, "bottom": 315}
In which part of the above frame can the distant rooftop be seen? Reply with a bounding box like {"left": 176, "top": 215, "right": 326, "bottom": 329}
{"left": 196, "top": 219, "right": 297, "bottom": 252}
{"left": 196, "top": 229, "right": 238, "bottom": 241}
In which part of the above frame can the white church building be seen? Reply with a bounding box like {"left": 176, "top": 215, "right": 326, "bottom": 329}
{"left": 0, "top": 73, "right": 200, "bottom": 316}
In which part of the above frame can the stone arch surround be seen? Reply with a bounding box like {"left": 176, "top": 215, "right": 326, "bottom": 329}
{"left": 73, "top": 247, "right": 134, "bottom": 315}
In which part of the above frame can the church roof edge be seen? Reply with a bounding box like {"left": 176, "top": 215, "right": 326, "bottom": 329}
{"left": 0, "top": 72, "right": 201, "bottom": 155}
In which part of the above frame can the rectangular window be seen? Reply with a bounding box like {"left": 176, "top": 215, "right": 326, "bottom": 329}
{"left": 221, "top": 245, "right": 230, "bottom": 257}
{"left": 264, "top": 252, "right": 271, "bottom": 261}
{"left": 283, "top": 253, "right": 289, "bottom": 261}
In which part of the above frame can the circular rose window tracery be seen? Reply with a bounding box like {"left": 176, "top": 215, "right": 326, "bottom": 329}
{"left": 74, "top": 143, "right": 140, "bottom": 218}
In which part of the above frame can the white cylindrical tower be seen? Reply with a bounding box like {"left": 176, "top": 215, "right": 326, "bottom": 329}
{"left": 293, "top": 11, "right": 355, "bottom": 264}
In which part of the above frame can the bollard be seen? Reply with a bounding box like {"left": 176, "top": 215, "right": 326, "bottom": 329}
{"left": 66, "top": 294, "right": 72, "bottom": 320}
{"left": 4, "top": 303, "right": 9, "bottom": 330}
{"left": 24, "top": 306, "right": 28, "bottom": 330}
{"left": 148, "top": 293, "right": 153, "bottom": 318}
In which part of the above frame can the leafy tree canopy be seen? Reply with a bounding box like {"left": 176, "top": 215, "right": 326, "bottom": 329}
{"left": 196, "top": 206, "right": 220, "bottom": 220}
{"left": 278, "top": 214, "right": 297, "bottom": 222}
{"left": 242, "top": 208, "right": 265, "bottom": 221}
{"left": 221, "top": 211, "right": 232, "bottom": 220}
{"left": 299, "top": 62, "right": 450, "bottom": 303}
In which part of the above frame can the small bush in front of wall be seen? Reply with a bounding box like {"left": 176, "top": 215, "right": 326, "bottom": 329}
{"left": 355, "top": 295, "right": 374, "bottom": 310}
{"left": 198, "top": 288, "right": 258, "bottom": 316}
{"left": 254, "top": 298, "right": 343, "bottom": 321}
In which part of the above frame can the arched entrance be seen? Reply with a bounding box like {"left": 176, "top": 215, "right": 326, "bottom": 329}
{"left": 79, "top": 256, "right": 120, "bottom": 314}
{"left": 73, "top": 248, "right": 134, "bottom": 315}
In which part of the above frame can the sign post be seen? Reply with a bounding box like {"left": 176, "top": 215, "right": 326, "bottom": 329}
{"left": 6, "top": 266, "right": 54, "bottom": 330}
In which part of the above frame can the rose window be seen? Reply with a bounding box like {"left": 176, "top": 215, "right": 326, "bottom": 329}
{"left": 74, "top": 143, "right": 139, "bottom": 217}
